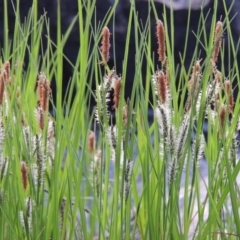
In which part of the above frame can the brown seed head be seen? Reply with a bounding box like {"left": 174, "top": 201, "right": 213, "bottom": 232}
{"left": 185, "top": 61, "right": 202, "bottom": 112}
{"left": 100, "top": 27, "right": 111, "bottom": 65}
{"left": 224, "top": 80, "right": 234, "bottom": 113}
{"left": 212, "top": 21, "right": 223, "bottom": 63}
{"left": 37, "top": 72, "right": 51, "bottom": 112}
{"left": 157, "top": 70, "right": 167, "bottom": 104}
{"left": 156, "top": 20, "right": 166, "bottom": 63}
{"left": 219, "top": 104, "right": 227, "bottom": 138}
{"left": 113, "top": 78, "right": 122, "bottom": 109}
{"left": 20, "top": 161, "right": 29, "bottom": 191}
{"left": 188, "top": 60, "right": 202, "bottom": 88}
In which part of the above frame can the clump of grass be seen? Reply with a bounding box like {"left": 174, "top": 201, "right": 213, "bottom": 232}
{"left": 0, "top": 0, "right": 240, "bottom": 239}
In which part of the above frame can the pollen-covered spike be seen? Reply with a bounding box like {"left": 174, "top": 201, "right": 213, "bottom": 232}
{"left": 169, "top": 157, "right": 178, "bottom": 183}
{"left": 94, "top": 84, "right": 110, "bottom": 124}
{"left": 124, "top": 159, "right": 133, "bottom": 202}
{"left": 19, "top": 211, "right": 26, "bottom": 235}
{"left": 103, "top": 69, "right": 116, "bottom": 91}
{"left": 26, "top": 197, "right": 33, "bottom": 232}
{"left": 106, "top": 124, "right": 125, "bottom": 165}
{"left": 18, "top": 197, "right": 34, "bottom": 235}
{"left": 155, "top": 103, "right": 170, "bottom": 145}
{"left": 35, "top": 134, "right": 46, "bottom": 188}
{"left": 168, "top": 126, "right": 175, "bottom": 155}
{"left": 175, "top": 114, "right": 190, "bottom": 160}
{"left": 109, "top": 125, "right": 117, "bottom": 150}
{"left": 47, "top": 119, "right": 55, "bottom": 167}
{"left": 192, "top": 134, "right": 205, "bottom": 168}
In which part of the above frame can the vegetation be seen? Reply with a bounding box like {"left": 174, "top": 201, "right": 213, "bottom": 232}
{"left": 0, "top": 0, "right": 240, "bottom": 239}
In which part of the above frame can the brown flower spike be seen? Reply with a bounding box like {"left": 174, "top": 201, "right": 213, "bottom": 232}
{"left": 156, "top": 20, "right": 166, "bottom": 63}
{"left": 113, "top": 78, "right": 122, "bottom": 109}
{"left": 157, "top": 70, "right": 167, "bottom": 104}
{"left": 212, "top": 21, "right": 223, "bottom": 64}
{"left": 37, "top": 73, "right": 51, "bottom": 130}
{"left": 0, "top": 61, "right": 12, "bottom": 106}
{"left": 100, "top": 27, "right": 111, "bottom": 65}
{"left": 219, "top": 104, "right": 227, "bottom": 139}
{"left": 224, "top": 80, "right": 234, "bottom": 113}
{"left": 20, "top": 161, "right": 29, "bottom": 191}
{"left": 185, "top": 60, "right": 202, "bottom": 111}
{"left": 37, "top": 73, "right": 51, "bottom": 112}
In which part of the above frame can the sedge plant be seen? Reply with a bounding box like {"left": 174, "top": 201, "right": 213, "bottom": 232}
{"left": 0, "top": 0, "right": 240, "bottom": 239}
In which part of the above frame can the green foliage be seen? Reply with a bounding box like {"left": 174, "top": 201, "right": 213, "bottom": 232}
{"left": 0, "top": 0, "right": 240, "bottom": 239}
